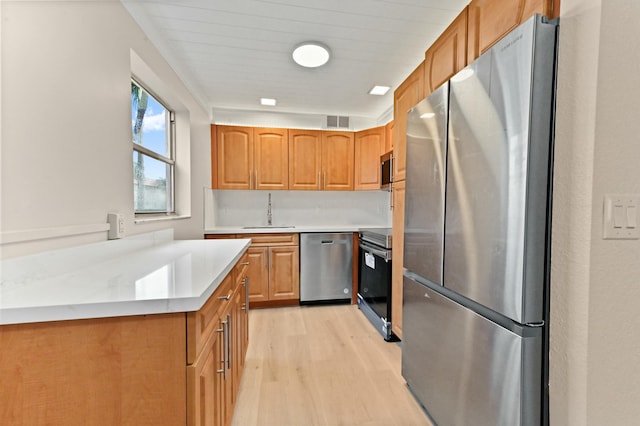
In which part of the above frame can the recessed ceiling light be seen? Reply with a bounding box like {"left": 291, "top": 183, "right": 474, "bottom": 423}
{"left": 260, "top": 98, "right": 276, "bottom": 106}
{"left": 292, "top": 42, "right": 330, "bottom": 68}
{"left": 368, "top": 86, "right": 390, "bottom": 96}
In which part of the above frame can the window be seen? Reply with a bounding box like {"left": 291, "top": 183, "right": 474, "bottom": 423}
{"left": 131, "top": 79, "right": 175, "bottom": 213}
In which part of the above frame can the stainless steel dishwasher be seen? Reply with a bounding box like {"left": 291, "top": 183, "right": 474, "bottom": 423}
{"left": 300, "top": 233, "right": 353, "bottom": 303}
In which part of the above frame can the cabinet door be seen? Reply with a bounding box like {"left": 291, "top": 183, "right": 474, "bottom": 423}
{"left": 354, "top": 127, "right": 385, "bottom": 190}
{"left": 391, "top": 180, "right": 406, "bottom": 339}
{"left": 268, "top": 246, "right": 300, "bottom": 300}
{"left": 393, "top": 62, "right": 424, "bottom": 183}
{"left": 424, "top": 7, "right": 468, "bottom": 95}
{"left": 187, "top": 329, "right": 225, "bottom": 426}
{"left": 384, "top": 121, "right": 394, "bottom": 153}
{"left": 247, "top": 247, "right": 269, "bottom": 303}
{"left": 467, "top": 0, "right": 552, "bottom": 63}
{"left": 216, "top": 126, "right": 253, "bottom": 190}
{"left": 288, "top": 129, "right": 322, "bottom": 190}
{"left": 254, "top": 128, "right": 289, "bottom": 190}
{"left": 321, "top": 131, "right": 355, "bottom": 191}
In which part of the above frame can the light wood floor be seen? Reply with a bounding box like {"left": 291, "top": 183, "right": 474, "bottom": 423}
{"left": 231, "top": 304, "right": 432, "bottom": 426}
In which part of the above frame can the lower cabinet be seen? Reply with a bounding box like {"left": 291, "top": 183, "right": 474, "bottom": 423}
{"left": 207, "top": 234, "right": 300, "bottom": 308}
{"left": 187, "top": 252, "right": 249, "bottom": 426}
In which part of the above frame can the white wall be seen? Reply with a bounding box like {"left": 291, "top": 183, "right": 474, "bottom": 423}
{"left": 0, "top": 0, "right": 211, "bottom": 258}
{"left": 551, "top": 0, "right": 640, "bottom": 424}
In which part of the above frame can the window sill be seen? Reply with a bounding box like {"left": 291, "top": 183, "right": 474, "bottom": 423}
{"left": 134, "top": 214, "right": 191, "bottom": 224}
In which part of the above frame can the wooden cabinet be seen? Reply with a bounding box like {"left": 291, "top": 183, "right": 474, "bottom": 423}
{"left": 322, "top": 131, "right": 355, "bottom": 191}
{"left": 391, "top": 180, "right": 405, "bottom": 339}
{"left": 467, "top": 0, "right": 555, "bottom": 63}
{"left": 424, "top": 7, "right": 468, "bottom": 95}
{"left": 384, "top": 121, "right": 394, "bottom": 153}
{"left": 0, "top": 253, "right": 250, "bottom": 426}
{"left": 289, "top": 130, "right": 354, "bottom": 191}
{"left": 215, "top": 125, "right": 288, "bottom": 190}
{"left": 393, "top": 62, "right": 424, "bottom": 183}
{"left": 354, "top": 126, "right": 385, "bottom": 190}
{"left": 211, "top": 234, "right": 300, "bottom": 307}
{"left": 288, "top": 129, "right": 322, "bottom": 190}
{"left": 254, "top": 127, "right": 289, "bottom": 190}
{"left": 187, "top": 254, "right": 249, "bottom": 426}
{"left": 268, "top": 246, "right": 300, "bottom": 300}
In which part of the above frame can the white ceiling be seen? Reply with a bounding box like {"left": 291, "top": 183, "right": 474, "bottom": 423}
{"left": 123, "top": 0, "right": 468, "bottom": 120}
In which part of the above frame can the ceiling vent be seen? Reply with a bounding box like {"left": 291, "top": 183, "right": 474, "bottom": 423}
{"left": 326, "top": 115, "right": 350, "bottom": 129}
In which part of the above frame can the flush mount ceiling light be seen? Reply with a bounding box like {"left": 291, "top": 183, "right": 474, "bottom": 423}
{"left": 368, "top": 85, "right": 390, "bottom": 96}
{"left": 292, "top": 42, "right": 330, "bottom": 68}
{"left": 260, "top": 98, "right": 277, "bottom": 106}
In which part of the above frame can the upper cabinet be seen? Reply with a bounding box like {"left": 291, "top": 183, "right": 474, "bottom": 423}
{"left": 467, "top": 0, "right": 555, "bottom": 63}
{"left": 322, "top": 131, "right": 355, "bottom": 191}
{"left": 289, "top": 130, "right": 354, "bottom": 191}
{"left": 216, "top": 125, "right": 288, "bottom": 190}
{"left": 216, "top": 126, "right": 253, "bottom": 190}
{"left": 393, "top": 62, "right": 424, "bottom": 183}
{"left": 384, "top": 121, "right": 394, "bottom": 153}
{"left": 288, "top": 129, "right": 322, "bottom": 190}
{"left": 354, "top": 126, "right": 385, "bottom": 190}
{"left": 424, "top": 7, "right": 468, "bottom": 95}
{"left": 253, "top": 127, "right": 289, "bottom": 190}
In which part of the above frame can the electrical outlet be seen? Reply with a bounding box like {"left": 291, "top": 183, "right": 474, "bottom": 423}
{"left": 107, "top": 213, "right": 125, "bottom": 239}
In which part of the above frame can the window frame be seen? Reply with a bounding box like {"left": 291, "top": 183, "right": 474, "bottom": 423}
{"left": 131, "top": 78, "right": 177, "bottom": 215}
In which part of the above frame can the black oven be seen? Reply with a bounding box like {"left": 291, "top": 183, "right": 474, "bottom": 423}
{"left": 357, "top": 228, "right": 396, "bottom": 341}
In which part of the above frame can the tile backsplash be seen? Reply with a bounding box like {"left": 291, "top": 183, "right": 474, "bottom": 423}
{"left": 204, "top": 189, "right": 391, "bottom": 228}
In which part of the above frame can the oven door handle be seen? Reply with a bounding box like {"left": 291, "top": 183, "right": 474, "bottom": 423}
{"left": 359, "top": 241, "right": 391, "bottom": 261}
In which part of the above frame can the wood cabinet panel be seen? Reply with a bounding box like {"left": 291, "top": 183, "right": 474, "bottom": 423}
{"left": 187, "top": 328, "right": 225, "bottom": 426}
{"left": 322, "top": 131, "right": 355, "bottom": 191}
{"left": 393, "top": 62, "right": 424, "bottom": 183}
{"left": 246, "top": 246, "right": 269, "bottom": 303}
{"left": 187, "top": 273, "right": 233, "bottom": 364}
{"left": 253, "top": 127, "right": 289, "bottom": 190}
{"left": 288, "top": 129, "right": 322, "bottom": 190}
{"left": 391, "top": 180, "right": 405, "bottom": 339}
{"left": 0, "top": 314, "right": 186, "bottom": 425}
{"left": 425, "top": 7, "right": 468, "bottom": 95}
{"left": 243, "top": 233, "right": 298, "bottom": 246}
{"left": 268, "top": 246, "right": 300, "bottom": 300}
{"left": 384, "top": 121, "right": 394, "bottom": 153}
{"left": 354, "top": 126, "right": 385, "bottom": 190}
{"left": 467, "top": 0, "right": 552, "bottom": 63}
{"left": 216, "top": 126, "right": 253, "bottom": 190}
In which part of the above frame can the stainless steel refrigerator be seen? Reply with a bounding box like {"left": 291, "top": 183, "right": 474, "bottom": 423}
{"left": 402, "top": 15, "right": 557, "bottom": 426}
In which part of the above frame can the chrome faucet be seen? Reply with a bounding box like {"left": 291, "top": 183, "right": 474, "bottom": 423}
{"left": 267, "top": 193, "right": 272, "bottom": 226}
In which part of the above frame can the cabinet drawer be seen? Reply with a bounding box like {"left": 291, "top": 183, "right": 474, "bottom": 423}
{"left": 240, "top": 233, "right": 299, "bottom": 246}
{"left": 234, "top": 252, "right": 249, "bottom": 283}
{"left": 187, "top": 273, "right": 234, "bottom": 364}
{"left": 204, "top": 234, "right": 236, "bottom": 239}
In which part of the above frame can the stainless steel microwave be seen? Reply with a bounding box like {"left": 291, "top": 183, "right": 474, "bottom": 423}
{"left": 380, "top": 151, "right": 393, "bottom": 190}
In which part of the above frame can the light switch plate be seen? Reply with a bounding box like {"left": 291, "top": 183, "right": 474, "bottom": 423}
{"left": 603, "top": 194, "right": 640, "bottom": 239}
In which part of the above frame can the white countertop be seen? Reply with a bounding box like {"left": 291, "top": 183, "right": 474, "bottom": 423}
{"left": 0, "top": 231, "right": 250, "bottom": 325}
{"left": 204, "top": 225, "right": 385, "bottom": 234}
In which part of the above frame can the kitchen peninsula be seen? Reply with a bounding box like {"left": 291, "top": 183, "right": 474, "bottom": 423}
{"left": 0, "top": 230, "right": 250, "bottom": 425}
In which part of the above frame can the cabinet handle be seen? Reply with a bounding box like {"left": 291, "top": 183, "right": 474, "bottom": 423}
{"left": 220, "top": 320, "right": 228, "bottom": 378}
{"left": 318, "top": 171, "right": 321, "bottom": 190}
{"left": 255, "top": 170, "right": 258, "bottom": 189}
{"left": 390, "top": 185, "right": 394, "bottom": 210}
{"left": 244, "top": 277, "right": 250, "bottom": 312}
{"left": 240, "top": 262, "right": 249, "bottom": 266}
{"left": 226, "top": 313, "right": 232, "bottom": 370}
{"left": 269, "top": 251, "right": 272, "bottom": 270}
{"left": 249, "top": 170, "right": 253, "bottom": 190}
{"left": 323, "top": 172, "right": 326, "bottom": 190}
{"left": 218, "top": 293, "right": 231, "bottom": 301}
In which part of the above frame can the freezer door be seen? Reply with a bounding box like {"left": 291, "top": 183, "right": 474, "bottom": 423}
{"left": 402, "top": 276, "right": 542, "bottom": 426}
{"left": 444, "top": 16, "right": 556, "bottom": 324}
{"left": 403, "top": 83, "right": 448, "bottom": 286}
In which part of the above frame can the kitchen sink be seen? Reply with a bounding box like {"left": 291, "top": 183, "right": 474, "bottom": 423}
{"left": 241, "top": 225, "right": 296, "bottom": 229}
